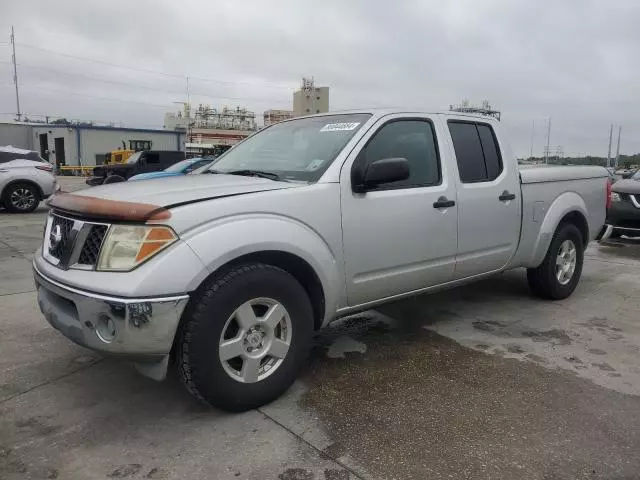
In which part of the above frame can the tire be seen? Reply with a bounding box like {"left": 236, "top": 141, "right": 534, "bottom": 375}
{"left": 3, "top": 182, "right": 40, "bottom": 213}
{"left": 103, "top": 175, "right": 125, "bottom": 184}
{"left": 177, "top": 263, "right": 314, "bottom": 412}
{"left": 527, "top": 223, "right": 584, "bottom": 300}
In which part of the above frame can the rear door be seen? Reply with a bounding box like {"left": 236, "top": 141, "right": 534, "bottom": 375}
{"left": 447, "top": 119, "right": 521, "bottom": 279}
{"left": 341, "top": 114, "right": 458, "bottom": 306}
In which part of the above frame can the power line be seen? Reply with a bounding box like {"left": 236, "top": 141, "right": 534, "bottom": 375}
{"left": 17, "top": 42, "right": 183, "bottom": 78}
{"left": 0, "top": 61, "right": 292, "bottom": 104}
{"left": 0, "top": 82, "right": 291, "bottom": 114}
{"left": 1, "top": 83, "right": 175, "bottom": 109}
{"left": 15, "top": 42, "right": 295, "bottom": 90}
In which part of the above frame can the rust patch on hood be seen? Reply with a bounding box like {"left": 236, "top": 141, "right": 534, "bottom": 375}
{"left": 47, "top": 193, "right": 170, "bottom": 222}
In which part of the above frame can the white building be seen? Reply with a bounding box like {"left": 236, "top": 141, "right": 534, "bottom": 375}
{"left": 0, "top": 122, "right": 185, "bottom": 166}
{"left": 292, "top": 78, "right": 329, "bottom": 117}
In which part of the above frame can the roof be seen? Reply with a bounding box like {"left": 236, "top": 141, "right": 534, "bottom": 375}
{"left": 276, "top": 108, "right": 501, "bottom": 124}
{"left": 0, "top": 145, "right": 33, "bottom": 154}
{"left": 0, "top": 121, "right": 184, "bottom": 135}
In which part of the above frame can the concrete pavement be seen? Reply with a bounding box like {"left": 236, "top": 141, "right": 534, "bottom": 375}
{"left": 1, "top": 177, "right": 640, "bottom": 479}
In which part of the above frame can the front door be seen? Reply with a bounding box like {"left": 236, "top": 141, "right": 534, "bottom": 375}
{"left": 447, "top": 120, "right": 521, "bottom": 279}
{"left": 341, "top": 115, "right": 458, "bottom": 306}
{"left": 139, "top": 152, "right": 159, "bottom": 173}
{"left": 54, "top": 137, "right": 65, "bottom": 166}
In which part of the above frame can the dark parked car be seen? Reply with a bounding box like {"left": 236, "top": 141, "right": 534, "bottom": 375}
{"left": 86, "top": 150, "right": 185, "bottom": 185}
{"left": 602, "top": 170, "right": 640, "bottom": 239}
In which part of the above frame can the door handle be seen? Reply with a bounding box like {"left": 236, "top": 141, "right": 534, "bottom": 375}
{"left": 433, "top": 196, "right": 455, "bottom": 209}
{"left": 499, "top": 191, "right": 516, "bottom": 202}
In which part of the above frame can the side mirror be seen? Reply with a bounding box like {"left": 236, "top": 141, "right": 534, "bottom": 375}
{"left": 353, "top": 158, "right": 410, "bottom": 193}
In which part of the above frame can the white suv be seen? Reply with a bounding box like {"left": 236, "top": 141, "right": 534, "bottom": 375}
{"left": 0, "top": 146, "right": 57, "bottom": 213}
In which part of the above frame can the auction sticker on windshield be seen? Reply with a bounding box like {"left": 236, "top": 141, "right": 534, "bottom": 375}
{"left": 320, "top": 122, "right": 360, "bottom": 132}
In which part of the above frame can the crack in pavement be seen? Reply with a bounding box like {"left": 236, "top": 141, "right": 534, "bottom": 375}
{"left": 0, "top": 289, "right": 36, "bottom": 297}
{"left": 0, "top": 359, "right": 105, "bottom": 405}
{"left": 0, "top": 238, "right": 33, "bottom": 262}
{"left": 258, "top": 407, "right": 367, "bottom": 480}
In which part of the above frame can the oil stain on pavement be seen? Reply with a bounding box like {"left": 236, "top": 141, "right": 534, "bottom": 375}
{"left": 305, "top": 315, "right": 640, "bottom": 480}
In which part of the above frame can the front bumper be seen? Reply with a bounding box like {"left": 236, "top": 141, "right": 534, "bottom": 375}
{"left": 34, "top": 263, "right": 189, "bottom": 366}
{"left": 602, "top": 200, "right": 640, "bottom": 238}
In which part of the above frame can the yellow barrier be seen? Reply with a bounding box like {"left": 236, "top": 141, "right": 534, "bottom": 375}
{"left": 58, "top": 166, "right": 95, "bottom": 176}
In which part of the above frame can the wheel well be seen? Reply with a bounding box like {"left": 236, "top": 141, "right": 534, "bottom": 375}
{"left": 198, "top": 251, "right": 326, "bottom": 330}
{"left": 1, "top": 180, "right": 43, "bottom": 202}
{"left": 559, "top": 211, "right": 589, "bottom": 247}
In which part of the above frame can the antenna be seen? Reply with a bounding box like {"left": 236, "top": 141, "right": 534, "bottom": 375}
{"left": 529, "top": 120, "right": 535, "bottom": 160}
{"left": 10, "top": 26, "right": 21, "bottom": 121}
{"left": 614, "top": 125, "right": 622, "bottom": 168}
{"left": 607, "top": 124, "right": 613, "bottom": 168}
{"left": 544, "top": 117, "right": 551, "bottom": 164}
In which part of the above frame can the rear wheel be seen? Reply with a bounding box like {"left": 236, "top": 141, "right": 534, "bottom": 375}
{"left": 527, "top": 223, "right": 584, "bottom": 300}
{"left": 3, "top": 183, "right": 40, "bottom": 213}
{"left": 177, "top": 263, "right": 313, "bottom": 412}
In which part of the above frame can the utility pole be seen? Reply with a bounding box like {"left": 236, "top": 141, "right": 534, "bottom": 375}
{"left": 529, "top": 120, "right": 535, "bottom": 160}
{"left": 607, "top": 124, "right": 613, "bottom": 168}
{"left": 544, "top": 117, "right": 551, "bottom": 164}
{"left": 10, "top": 26, "right": 21, "bottom": 122}
{"left": 614, "top": 125, "right": 622, "bottom": 168}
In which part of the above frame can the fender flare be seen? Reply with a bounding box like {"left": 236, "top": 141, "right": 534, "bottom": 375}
{"left": 183, "top": 214, "right": 341, "bottom": 325}
{"left": 529, "top": 191, "right": 588, "bottom": 267}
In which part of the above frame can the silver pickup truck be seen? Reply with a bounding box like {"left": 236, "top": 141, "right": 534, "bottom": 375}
{"left": 34, "top": 110, "right": 609, "bottom": 411}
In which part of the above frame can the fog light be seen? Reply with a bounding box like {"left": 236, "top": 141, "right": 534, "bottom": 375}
{"left": 96, "top": 314, "right": 117, "bottom": 343}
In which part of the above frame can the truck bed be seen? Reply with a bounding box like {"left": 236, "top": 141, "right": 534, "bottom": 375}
{"left": 511, "top": 165, "right": 608, "bottom": 269}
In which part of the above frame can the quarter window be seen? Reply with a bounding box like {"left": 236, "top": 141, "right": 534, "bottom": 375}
{"left": 355, "top": 120, "right": 441, "bottom": 189}
{"left": 448, "top": 121, "right": 503, "bottom": 183}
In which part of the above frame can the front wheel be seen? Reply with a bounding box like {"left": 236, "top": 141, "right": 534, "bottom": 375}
{"left": 177, "top": 263, "right": 313, "bottom": 412}
{"left": 527, "top": 223, "right": 584, "bottom": 300}
{"left": 3, "top": 183, "right": 40, "bottom": 213}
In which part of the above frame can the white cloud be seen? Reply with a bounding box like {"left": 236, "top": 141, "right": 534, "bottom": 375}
{"left": 1, "top": 0, "right": 639, "bottom": 156}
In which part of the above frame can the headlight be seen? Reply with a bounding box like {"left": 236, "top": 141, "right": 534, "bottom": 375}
{"left": 611, "top": 192, "right": 621, "bottom": 203}
{"left": 97, "top": 225, "right": 177, "bottom": 272}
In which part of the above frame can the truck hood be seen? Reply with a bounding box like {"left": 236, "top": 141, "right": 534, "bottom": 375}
{"left": 67, "top": 173, "right": 298, "bottom": 208}
{"left": 612, "top": 179, "right": 640, "bottom": 194}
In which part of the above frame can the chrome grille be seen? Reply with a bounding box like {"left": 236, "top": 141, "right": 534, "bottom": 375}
{"left": 48, "top": 215, "right": 74, "bottom": 260}
{"left": 77, "top": 225, "right": 108, "bottom": 265}
{"left": 43, "top": 214, "right": 110, "bottom": 270}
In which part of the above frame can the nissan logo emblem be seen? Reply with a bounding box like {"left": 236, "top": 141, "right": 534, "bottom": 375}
{"left": 49, "top": 224, "right": 63, "bottom": 249}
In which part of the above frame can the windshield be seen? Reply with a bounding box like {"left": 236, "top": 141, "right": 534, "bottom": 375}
{"left": 165, "top": 159, "right": 197, "bottom": 173}
{"left": 208, "top": 114, "right": 371, "bottom": 182}
{"left": 632, "top": 170, "right": 640, "bottom": 180}
{"left": 126, "top": 152, "right": 142, "bottom": 164}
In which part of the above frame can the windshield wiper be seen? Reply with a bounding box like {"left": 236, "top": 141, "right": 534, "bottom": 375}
{"left": 226, "top": 169, "right": 280, "bottom": 181}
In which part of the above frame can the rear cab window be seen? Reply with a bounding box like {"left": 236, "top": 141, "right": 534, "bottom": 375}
{"left": 448, "top": 120, "right": 503, "bottom": 183}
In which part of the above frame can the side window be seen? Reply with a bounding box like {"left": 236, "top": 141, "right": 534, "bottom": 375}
{"left": 477, "top": 124, "right": 502, "bottom": 180}
{"left": 357, "top": 120, "right": 441, "bottom": 189}
{"left": 448, "top": 121, "right": 503, "bottom": 183}
{"left": 192, "top": 159, "right": 211, "bottom": 170}
{"left": 145, "top": 153, "right": 160, "bottom": 164}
